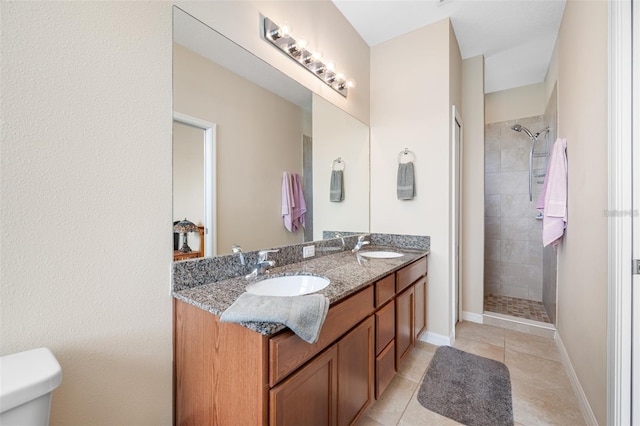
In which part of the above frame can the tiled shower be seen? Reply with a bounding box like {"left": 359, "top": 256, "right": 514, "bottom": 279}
{"left": 484, "top": 86, "right": 558, "bottom": 324}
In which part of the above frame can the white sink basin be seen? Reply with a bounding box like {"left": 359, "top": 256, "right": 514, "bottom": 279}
{"left": 359, "top": 251, "right": 405, "bottom": 259}
{"left": 246, "top": 275, "right": 330, "bottom": 297}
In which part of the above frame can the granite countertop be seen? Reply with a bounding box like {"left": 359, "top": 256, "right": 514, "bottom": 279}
{"left": 172, "top": 245, "right": 429, "bottom": 336}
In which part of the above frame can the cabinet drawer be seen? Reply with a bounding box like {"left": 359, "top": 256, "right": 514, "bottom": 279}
{"left": 269, "top": 286, "right": 374, "bottom": 387}
{"left": 375, "top": 274, "right": 395, "bottom": 307}
{"left": 375, "top": 340, "right": 395, "bottom": 400}
{"left": 375, "top": 301, "right": 395, "bottom": 355}
{"left": 396, "top": 257, "right": 427, "bottom": 292}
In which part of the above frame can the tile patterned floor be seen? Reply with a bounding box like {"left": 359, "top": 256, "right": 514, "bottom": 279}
{"left": 355, "top": 321, "right": 585, "bottom": 426}
{"left": 484, "top": 294, "right": 551, "bottom": 323}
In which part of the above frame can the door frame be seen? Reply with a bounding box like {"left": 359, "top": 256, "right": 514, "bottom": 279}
{"left": 451, "top": 105, "right": 463, "bottom": 336}
{"left": 173, "top": 112, "right": 217, "bottom": 257}
{"left": 607, "top": 1, "right": 634, "bottom": 424}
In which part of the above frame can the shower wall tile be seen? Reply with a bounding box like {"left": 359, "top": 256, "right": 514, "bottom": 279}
{"left": 501, "top": 218, "right": 529, "bottom": 241}
{"left": 501, "top": 147, "right": 529, "bottom": 171}
{"left": 484, "top": 260, "right": 502, "bottom": 284}
{"left": 502, "top": 260, "right": 541, "bottom": 290}
{"left": 485, "top": 194, "right": 501, "bottom": 217}
{"left": 485, "top": 150, "right": 501, "bottom": 172}
{"left": 485, "top": 172, "right": 501, "bottom": 195}
{"left": 528, "top": 286, "right": 543, "bottom": 301}
{"left": 500, "top": 284, "right": 530, "bottom": 300}
{"left": 501, "top": 171, "right": 529, "bottom": 194}
{"left": 501, "top": 194, "right": 530, "bottom": 218}
{"left": 485, "top": 216, "right": 501, "bottom": 240}
{"left": 528, "top": 241, "right": 543, "bottom": 266}
{"left": 485, "top": 239, "right": 501, "bottom": 261}
{"left": 485, "top": 123, "right": 501, "bottom": 150}
{"left": 528, "top": 219, "right": 543, "bottom": 243}
{"left": 501, "top": 239, "right": 529, "bottom": 264}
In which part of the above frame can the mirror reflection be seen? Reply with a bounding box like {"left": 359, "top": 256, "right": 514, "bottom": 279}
{"left": 172, "top": 7, "right": 369, "bottom": 257}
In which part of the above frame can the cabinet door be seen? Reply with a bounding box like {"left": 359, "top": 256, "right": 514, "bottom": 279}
{"left": 270, "top": 346, "right": 338, "bottom": 426}
{"left": 395, "top": 287, "right": 414, "bottom": 370}
{"left": 338, "top": 316, "right": 375, "bottom": 426}
{"left": 413, "top": 276, "right": 427, "bottom": 341}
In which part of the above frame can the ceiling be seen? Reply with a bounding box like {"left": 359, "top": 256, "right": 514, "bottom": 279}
{"left": 332, "top": 0, "right": 566, "bottom": 93}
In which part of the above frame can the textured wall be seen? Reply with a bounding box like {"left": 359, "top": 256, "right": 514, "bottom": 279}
{"left": 554, "top": 0, "right": 609, "bottom": 422}
{"left": 0, "top": 2, "right": 173, "bottom": 424}
{"left": 460, "top": 55, "right": 485, "bottom": 316}
{"left": 370, "top": 19, "right": 461, "bottom": 340}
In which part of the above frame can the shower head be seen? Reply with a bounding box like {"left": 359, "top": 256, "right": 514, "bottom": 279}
{"left": 511, "top": 124, "right": 536, "bottom": 140}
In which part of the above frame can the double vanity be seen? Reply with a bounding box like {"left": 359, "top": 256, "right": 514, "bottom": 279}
{"left": 172, "top": 234, "right": 429, "bottom": 425}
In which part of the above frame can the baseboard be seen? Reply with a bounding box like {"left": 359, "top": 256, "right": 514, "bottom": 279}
{"left": 461, "top": 311, "right": 484, "bottom": 324}
{"left": 556, "top": 335, "right": 598, "bottom": 425}
{"left": 420, "top": 331, "right": 451, "bottom": 346}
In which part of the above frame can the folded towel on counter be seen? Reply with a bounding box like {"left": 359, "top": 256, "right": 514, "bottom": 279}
{"left": 220, "top": 293, "right": 330, "bottom": 344}
{"left": 330, "top": 170, "right": 344, "bottom": 202}
{"left": 281, "top": 172, "right": 295, "bottom": 232}
{"left": 397, "top": 162, "right": 415, "bottom": 200}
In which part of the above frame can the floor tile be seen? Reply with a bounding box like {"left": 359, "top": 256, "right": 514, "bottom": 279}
{"left": 358, "top": 375, "right": 417, "bottom": 426}
{"left": 505, "top": 328, "right": 561, "bottom": 362}
{"left": 359, "top": 322, "right": 586, "bottom": 426}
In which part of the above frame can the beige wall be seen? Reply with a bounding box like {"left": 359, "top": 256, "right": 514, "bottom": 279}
{"left": 370, "top": 18, "right": 461, "bottom": 339}
{"left": 312, "top": 95, "right": 370, "bottom": 240}
{"left": 176, "top": 1, "right": 370, "bottom": 125}
{"left": 1, "top": 1, "right": 369, "bottom": 424}
{"left": 173, "top": 44, "right": 305, "bottom": 253}
{"left": 0, "top": 2, "right": 173, "bottom": 424}
{"left": 461, "top": 55, "right": 485, "bottom": 316}
{"left": 485, "top": 82, "right": 546, "bottom": 124}
{"left": 553, "top": 0, "right": 609, "bottom": 422}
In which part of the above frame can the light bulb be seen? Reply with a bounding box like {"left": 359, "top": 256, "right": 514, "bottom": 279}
{"left": 297, "top": 38, "right": 308, "bottom": 49}
{"left": 325, "top": 60, "right": 335, "bottom": 72}
{"left": 311, "top": 50, "right": 323, "bottom": 62}
{"left": 280, "top": 23, "right": 293, "bottom": 38}
{"left": 346, "top": 79, "right": 356, "bottom": 89}
{"left": 335, "top": 72, "right": 345, "bottom": 81}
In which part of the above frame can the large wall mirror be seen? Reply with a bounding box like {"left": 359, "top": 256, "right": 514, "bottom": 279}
{"left": 172, "top": 7, "right": 370, "bottom": 257}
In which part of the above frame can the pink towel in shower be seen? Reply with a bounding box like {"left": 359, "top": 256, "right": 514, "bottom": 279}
{"left": 537, "top": 138, "right": 567, "bottom": 247}
{"left": 281, "top": 171, "right": 295, "bottom": 232}
{"left": 291, "top": 173, "right": 307, "bottom": 229}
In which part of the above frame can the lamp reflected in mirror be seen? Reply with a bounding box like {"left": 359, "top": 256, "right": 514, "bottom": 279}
{"left": 174, "top": 218, "right": 199, "bottom": 253}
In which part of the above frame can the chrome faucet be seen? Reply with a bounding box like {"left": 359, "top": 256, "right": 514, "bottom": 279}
{"left": 351, "top": 235, "right": 370, "bottom": 254}
{"left": 335, "top": 232, "right": 346, "bottom": 250}
{"left": 232, "top": 244, "right": 245, "bottom": 266}
{"left": 245, "top": 249, "right": 279, "bottom": 280}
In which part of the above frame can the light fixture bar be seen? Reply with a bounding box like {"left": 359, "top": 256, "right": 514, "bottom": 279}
{"left": 262, "top": 16, "right": 350, "bottom": 98}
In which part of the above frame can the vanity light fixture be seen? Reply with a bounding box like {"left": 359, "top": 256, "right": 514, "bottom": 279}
{"left": 262, "top": 16, "right": 354, "bottom": 98}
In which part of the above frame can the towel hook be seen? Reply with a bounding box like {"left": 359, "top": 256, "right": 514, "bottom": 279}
{"left": 332, "top": 157, "right": 345, "bottom": 171}
{"left": 398, "top": 148, "right": 416, "bottom": 164}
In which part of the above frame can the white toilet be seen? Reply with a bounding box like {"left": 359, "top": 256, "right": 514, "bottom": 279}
{"left": 0, "top": 348, "right": 62, "bottom": 425}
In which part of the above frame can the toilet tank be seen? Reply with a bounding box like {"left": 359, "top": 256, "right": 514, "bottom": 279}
{"left": 0, "top": 348, "right": 62, "bottom": 425}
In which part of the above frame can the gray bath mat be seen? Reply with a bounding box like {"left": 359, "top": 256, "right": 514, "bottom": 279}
{"left": 417, "top": 346, "right": 513, "bottom": 426}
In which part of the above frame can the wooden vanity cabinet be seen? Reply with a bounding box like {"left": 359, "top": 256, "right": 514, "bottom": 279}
{"left": 173, "top": 255, "right": 428, "bottom": 425}
{"left": 395, "top": 258, "right": 428, "bottom": 371}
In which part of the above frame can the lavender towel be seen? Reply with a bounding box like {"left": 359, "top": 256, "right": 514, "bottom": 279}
{"left": 220, "top": 293, "right": 330, "bottom": 344}
{"left": 537, "top": 138, "right": 567, "bottom": 247}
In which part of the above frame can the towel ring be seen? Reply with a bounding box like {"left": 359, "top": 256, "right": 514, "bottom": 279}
{"left": 332, "top": 157, "right": 345, "bottom": 171}
{"left": 398, "top": 148, "right": 416, "bottom": 164}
